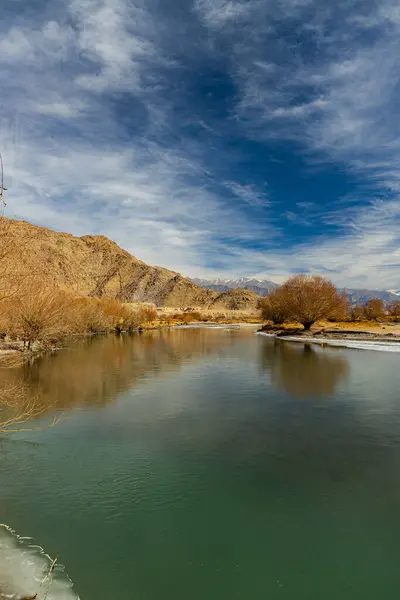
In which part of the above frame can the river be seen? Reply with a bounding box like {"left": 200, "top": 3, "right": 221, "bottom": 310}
{"left": 1, "top": 327, "right": 400, "bottom": 599}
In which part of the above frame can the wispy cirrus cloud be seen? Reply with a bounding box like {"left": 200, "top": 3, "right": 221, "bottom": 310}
{"left": 0, "top": 0, "right": 399, "bottom": 289}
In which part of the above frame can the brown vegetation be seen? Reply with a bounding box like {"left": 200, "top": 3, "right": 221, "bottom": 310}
{"left": 259, "top": 288, "right": 291, "bottom": 325}
{"left": 0, "top": 216, "right": 217, "bottom": 307}
{"left": 260, "top": 275, "right": 348, "bottom": 330}
{"left": 0, "top": 217, "right": 269, "bottom": 312}
{"left": 350, "top": 299, "right": 399, "bottom": 322}
{"left": 350, "top": 304, "right": 365, "bottom": 321}
{"left": 389, "top": 301, "right": 400, "bottom": 319}
{"left": 364, "top": 297, "right": 386, "bottom": 321}
{"left": 1, "top": 292, "right": 159, "bottom": 352}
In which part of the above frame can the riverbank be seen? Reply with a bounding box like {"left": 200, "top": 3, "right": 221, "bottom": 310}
{"left": 257, "top": 324, "right": 400, "bottom": 352}
{"left": 0, "top": 319, "right": 262, "bottom": 363}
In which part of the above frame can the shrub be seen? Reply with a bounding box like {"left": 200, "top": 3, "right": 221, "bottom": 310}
{"left": 137, "top": 304, "right": 158, "bottom": 324}
{"left": 259, "top": 289, "right": 291, "bottom": 326}
{"left": 365, "top": 298, "right": 386, "bottom": 321}
{"left": 279, "top": 275, "right": 349, "bottom": 330}
{"left": 388, "top": 301, "right": 400, "bottom": 318}
{"left": 8, "top": 287, "right": 73, "bottom": 349}
{"left": 70, "top": 298, "right": 110, "bottom": 334}
{"left": 350, "top": 304, "right": 365, "bottom": 321}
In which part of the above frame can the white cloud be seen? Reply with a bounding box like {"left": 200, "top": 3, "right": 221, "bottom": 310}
{"left": 0, "top": 0, "right": 399, "bottom": 290}
{"left": 70, "top": 0, "right": 155, "bottom": 93}
{"left": 224, "top": 181, "right": 269, "bottom": 207}
{"left": 194, "top": 0, "right": 251, "bottom": 28}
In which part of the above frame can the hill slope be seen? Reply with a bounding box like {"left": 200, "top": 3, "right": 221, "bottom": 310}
{"left": 209, "top": 289, "right": 260, "bottom": 310}
{"left": 1, "top": 217, "right": 218, "bottom": 307}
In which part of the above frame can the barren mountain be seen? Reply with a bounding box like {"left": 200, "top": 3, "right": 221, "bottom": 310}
{"left": 0, "top": 217, "right": 262, "bottom": 310}
{"left": 1, "top": 217, "right": 218, "bottom": 307}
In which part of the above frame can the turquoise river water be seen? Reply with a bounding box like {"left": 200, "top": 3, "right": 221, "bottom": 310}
{"left": 1, "top": 327, "right": 400, "bottom": 599}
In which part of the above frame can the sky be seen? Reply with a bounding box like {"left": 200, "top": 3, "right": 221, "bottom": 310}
{"left": 0, "top": 0, "right": 400, "bottom": 289}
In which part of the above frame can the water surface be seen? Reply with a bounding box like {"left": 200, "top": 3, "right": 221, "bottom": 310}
{"left": 1, "top": 328, "right": 400, "bottom": 599}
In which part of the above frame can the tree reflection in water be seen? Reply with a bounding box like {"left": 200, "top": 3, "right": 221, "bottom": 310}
{"left": 261, "top": 339, "right": 349, "bottom": 398}
{"left": 0, "top": 329, "right": 241, "bottom": 419}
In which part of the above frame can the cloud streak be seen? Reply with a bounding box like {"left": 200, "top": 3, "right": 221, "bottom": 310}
{"left": 0, "top": 0, "right": 399, "bottom": 289}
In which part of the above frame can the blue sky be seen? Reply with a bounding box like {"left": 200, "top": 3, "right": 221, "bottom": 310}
{"left": 1, "top": 0, "right": 399, "bottom": 289}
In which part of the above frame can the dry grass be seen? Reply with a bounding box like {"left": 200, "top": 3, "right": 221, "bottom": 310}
{"left": 1, "top": 289, "right": 159, "bottom": 353}
{"left": 0, "top": 217, "right": 34, "bottom": 304}
{"left": 157, "top": 306, "right": 261, "bottom": 325}
{"left": 6, "top": 287, "right": 73, "bottom": 349}
{"left": 318, "top": 319, "right": 400, "bottom": 335}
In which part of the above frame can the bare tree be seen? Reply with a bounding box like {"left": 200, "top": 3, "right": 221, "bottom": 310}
{"left": 351, "top": 304, "right": 365, "bottom": 321}
{"left": 388, "top": 301, "right": 400, "bottom": 318}
{"left": 7, "top": 285, "right": 73, "bottom": 350}
{"left": 280, "top": 274, "right": 349, "bottom": 330}
{"left": 365, "top": 297, "right": 386, "bottom": 321}
{"left": 259, "top": 289, "right": 290, "bottom": 325}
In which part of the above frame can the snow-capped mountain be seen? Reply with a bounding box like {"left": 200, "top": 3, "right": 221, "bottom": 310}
{"left": 191, "top": 277, "right": 278, "bottom": 296}
{"left": 340, "top": 288, "right": 399, "bottom": 306}
{"left": 192, "top": 277, "right": 400, "bottom": 305}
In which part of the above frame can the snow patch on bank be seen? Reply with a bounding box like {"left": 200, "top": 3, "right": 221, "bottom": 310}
{"left": 256, "top": 331, "right": 400, "bottom": 352}
{"left": 0, "top": 525, "right": 79, "bottom": 600}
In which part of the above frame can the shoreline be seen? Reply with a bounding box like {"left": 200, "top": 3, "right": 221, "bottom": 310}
{"left": 0, "top": 321, "right": 263, "bottom": 362}
{"left": 256, "top": 328, "right": 400, "bottom": 352}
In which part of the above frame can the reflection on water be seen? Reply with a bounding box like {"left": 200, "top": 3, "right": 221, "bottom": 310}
{"left": 1, "top": 329, "right": 400, "bottom": 600}
{"left": 261, "top": 339, "right": 349, "bottom": 397}
{"left": 0, "top": 331, "right": 350, "bottom": 419}
{"left": 0, "top": 329, "right": 244, "bottom": 415}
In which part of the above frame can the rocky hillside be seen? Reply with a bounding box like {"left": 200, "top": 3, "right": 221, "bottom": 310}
{"left": 0, "top": 217, "right": 219, "bottom": 307}
{"left": 0, "top": 217, "right": 261, "bottom": 310}
{"left": 209, "top": 289, "right": 260, "bottom": 310}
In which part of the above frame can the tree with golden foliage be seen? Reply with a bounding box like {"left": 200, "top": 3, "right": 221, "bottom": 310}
{"left": 365, "top": 297, "right": 385, "bottom": 321}
{"left": 388, "top": 301, "right": 400, "bottom": 318}
{"left": 351, "top": 304, "right": 365, "bottom": 321}
{"left": 279, "top": 274, "right": 349, "bottom": 330}
{"left": 259, "top": 288, "right": 291, "bottom": 325}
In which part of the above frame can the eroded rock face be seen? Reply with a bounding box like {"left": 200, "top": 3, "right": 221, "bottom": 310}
{"left": 0, "top": 217, "right": 264, "bottom": 311}
{"left": 0, "top": 217, "right": 216, "bottom": 307}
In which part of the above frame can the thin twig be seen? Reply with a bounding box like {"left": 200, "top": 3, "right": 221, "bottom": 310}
{"left": 0, "top": 414, "right": 63, "bottom": 435}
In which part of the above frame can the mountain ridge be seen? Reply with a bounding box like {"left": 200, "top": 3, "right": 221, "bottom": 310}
{"left": 2, "top": 218, "right": 398, "bottom": 309}
{"left": 194, "top": 277, "right": 399, "bottom": 306}
{"left": 0, "top": 217, "right": 219, "bottom": 307}
{"left": 192, "top": 277, "right": 278, "bottom": 296}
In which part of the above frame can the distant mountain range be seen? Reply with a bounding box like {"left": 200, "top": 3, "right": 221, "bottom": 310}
{"left": 341, "top": 288, "right": 399, "bottom": 306}
{"left": 192, "top": 277, "right": 278, "bottom": 296}
{"left": 192, "top": 277, "right": 400, "bottom": 306}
